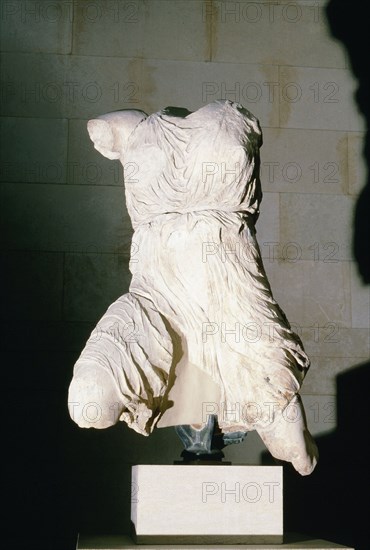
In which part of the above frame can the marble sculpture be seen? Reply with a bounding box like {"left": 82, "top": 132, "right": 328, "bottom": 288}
{"left": 68, "top": 100, "right": 318, "bottom": 475}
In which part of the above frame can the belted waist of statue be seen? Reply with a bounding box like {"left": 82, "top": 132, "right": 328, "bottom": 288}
{"left": 131, "top": 207, "right": 260, "bottom": 230}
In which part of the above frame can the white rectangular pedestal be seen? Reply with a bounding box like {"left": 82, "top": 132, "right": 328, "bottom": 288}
{"left": 131, "top": 465, "right": 283, "bottom": 544}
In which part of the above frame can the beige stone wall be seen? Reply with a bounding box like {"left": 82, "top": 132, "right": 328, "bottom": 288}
{"left": 1, "top": 0, "right": 369, "bottom": 533}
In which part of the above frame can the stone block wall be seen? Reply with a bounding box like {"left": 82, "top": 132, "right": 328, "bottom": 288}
{"left": 1, "top": 1, "right": 368, "bottom": 546}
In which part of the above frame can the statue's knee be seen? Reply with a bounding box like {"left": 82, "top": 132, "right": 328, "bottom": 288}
{"left": 68, "top": 365, "right": 124, "bottom": 429}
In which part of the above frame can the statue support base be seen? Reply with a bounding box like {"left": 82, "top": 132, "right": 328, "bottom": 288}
{"left": 131, "top": 464, "right": 283, "bottom": 544}
{"left": 75, "top": 465, "right": 354, "bottom": 549}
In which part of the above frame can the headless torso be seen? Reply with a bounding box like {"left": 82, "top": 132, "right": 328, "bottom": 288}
{"left": 68, "top": 100, "right": 318, "bottom": 475}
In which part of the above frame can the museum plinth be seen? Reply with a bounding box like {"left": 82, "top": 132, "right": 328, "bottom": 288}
{"left": 131, "top": 465, "right": 282, "bottom": 544}
{"left": 76, "top": 465, "right": 354, "bottom": 549}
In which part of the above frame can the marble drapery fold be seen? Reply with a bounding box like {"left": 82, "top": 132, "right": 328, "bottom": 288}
{"left": 68, "top": 100, "right": 318, "bottom": 475}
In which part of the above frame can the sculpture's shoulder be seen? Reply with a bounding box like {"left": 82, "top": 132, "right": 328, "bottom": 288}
{"left": 87, "top": 101, "right": 262, "bottom": 162}
{"left": 87, "top": 109, "right": 148, "bottom": 160}
{"left": 187, "top": 100, "right": 262, "bottom": 146}
{"left": 129, "top": 100, "right": 262, "bottom": 163}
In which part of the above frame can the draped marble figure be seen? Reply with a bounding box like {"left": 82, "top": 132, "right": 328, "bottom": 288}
{"left": 68, "top": 100, "right": 318, "bottom": 476}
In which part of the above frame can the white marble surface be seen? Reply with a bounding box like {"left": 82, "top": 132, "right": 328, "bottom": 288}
{"left": 68, "top": 101, "right": 318, "bottom": 476}
{"left": 131, "top": 465, "right": 282, "bottom": 538}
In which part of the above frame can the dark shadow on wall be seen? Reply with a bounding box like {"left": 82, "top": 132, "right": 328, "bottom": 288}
{"left": 262, "top": 363, "right": 370, "bottom": 550}
{"left": 326, "top": 0, "right": 370, "bottom": 284}
{"left": 279, "top": 4, "right": 370, "bottom": 547}
{"left": 263, "top": 7, "right": 370, "bottom": 548}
